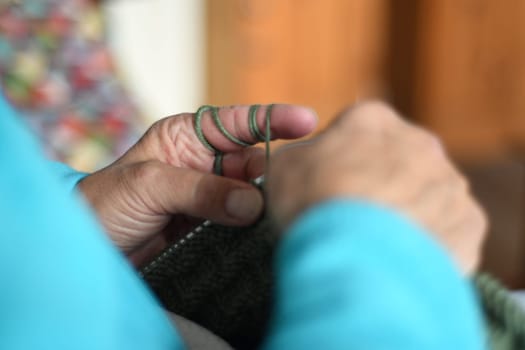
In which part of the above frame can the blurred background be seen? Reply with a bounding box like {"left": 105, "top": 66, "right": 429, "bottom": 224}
{"left": 1, "top": 0, "right": 524, "bottom": 288}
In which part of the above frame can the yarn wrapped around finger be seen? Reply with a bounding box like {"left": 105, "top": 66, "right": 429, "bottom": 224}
{"left": 193, "top": 105, "right": 273, "bottom": 175}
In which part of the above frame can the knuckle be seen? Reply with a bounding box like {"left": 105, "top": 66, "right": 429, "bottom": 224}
{"left": 140, "top": 117, "right": 172, "bottom": 149}
{"left": 463, "top": 198, "right": 488, "bottom": 242}
{"left": 443, "top": 166, "right": 469, "bottom": 192}
{"left": 231, "top": 105, "right": 245, "bottom": 122}
{"left": 355, "top": 100, "right": 396, "bottom": 116}
{"left": 447, "top": 173, "right": 472, "bottom": 201}
{"left": 412, "top": 127, "right": 443, "bottom": 152}
{"left": 411, "top": 130, "right": 451, "bottom": 167}
{"left": 454, "top": 173, "right": 470, "bottom": 194}
{"left": 354, "top": 101, "right": 400, "bottom": 124}
{"left": 473, "top": 203, "right": 489, "bottom": 235}
{"left": 340, "top": 100, "right": 401, "bottom": 131}
{"left": 145, "top": 117, "right": 165, "bottom": 137}
{"left": 423, "top": 131, "right": 442, "bottom": 149}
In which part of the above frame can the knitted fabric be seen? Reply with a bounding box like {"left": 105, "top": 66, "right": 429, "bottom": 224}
{"left": 141, "top": 217, "right": 276, "bottom": 350}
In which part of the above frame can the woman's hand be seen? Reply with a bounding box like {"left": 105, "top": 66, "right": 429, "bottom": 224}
{"left": 268, "top": 101, "right": 487, "bottom": 274}
{"left": 78, "top": 104, "right": 317, "bottom": 264}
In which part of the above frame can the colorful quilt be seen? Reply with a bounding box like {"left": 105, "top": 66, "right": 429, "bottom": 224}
{"left": 0, "top": 0, "right": 143, "bottom": 170}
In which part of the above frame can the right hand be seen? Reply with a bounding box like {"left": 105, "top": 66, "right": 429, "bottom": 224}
{"left": 268, "top": 101, "right": 487, "bottom": 274}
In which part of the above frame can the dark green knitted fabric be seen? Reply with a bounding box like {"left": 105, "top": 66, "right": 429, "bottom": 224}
{"left": 141, "top": 217, "right": 276, "bottom": 349}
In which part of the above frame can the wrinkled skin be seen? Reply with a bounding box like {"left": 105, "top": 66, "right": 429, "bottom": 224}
{"left": 268, "top": 102, "right": 487, "bottom": 274}
{"left": 78, "top": 104, "right": 318, "bottom": 265}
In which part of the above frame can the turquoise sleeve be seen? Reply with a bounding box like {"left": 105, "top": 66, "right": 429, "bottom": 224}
{"left": 0, "top": 96, "right": 183, "bottom": 349}
{"left": 47, "top": 162, "right": 89, "bottom": 192}
{"left": 264, "top": 200, "right": 485, "bottom": 350}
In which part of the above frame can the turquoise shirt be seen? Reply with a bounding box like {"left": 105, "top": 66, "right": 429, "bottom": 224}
{"left": 264, "top": 201, "right": 485, "bottom": 349}
{"left": 0, "top": 95, "right": 484, "bottom": 349}
{"left": 0, "top": 97, "right": 181, "bottom": 349}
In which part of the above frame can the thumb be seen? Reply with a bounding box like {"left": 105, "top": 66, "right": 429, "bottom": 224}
{"left": 135, "top": 160, "right": 264, "bottom": 226}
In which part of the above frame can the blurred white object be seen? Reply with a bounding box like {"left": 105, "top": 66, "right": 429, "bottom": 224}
{"left": 103, "top": 0, "right": 206, "bottom": 121}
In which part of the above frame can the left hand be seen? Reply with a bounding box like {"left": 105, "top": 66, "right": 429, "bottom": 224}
{"left": 78, "top": 104, "right": 317, "bottom": 265}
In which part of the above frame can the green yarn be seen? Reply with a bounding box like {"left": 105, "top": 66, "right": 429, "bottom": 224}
{"left": 210, "top": 106, "right": 252, "bottom": 148}
{"left": 474, "top": 274, "right": 525, "bottom": 349}
{"left": 248, "top": 104, "right": 266, "bottom": 142}
{"left": 213, "top": 153, "right": 224, "bottom": 176}
{"left": 194, "top": 104, "right": 273, "bottom": 176}
{"left": 194, "top": 105, "right": 220, "bottom": 153}
{"left": 264, "top": 104, "right": 273, "bottom": 166}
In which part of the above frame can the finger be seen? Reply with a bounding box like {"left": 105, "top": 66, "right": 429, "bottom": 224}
{"left": 138, "top": 161, "right": 264, "bottom": 226}
{"left": 221, "top": 147, "right": 266, "bottom": 181}
{"left": 121, "top": 104, "right": 317, "bottom": 171}
{"left": 176, "top": 104, "right": 317, "bottom": 154}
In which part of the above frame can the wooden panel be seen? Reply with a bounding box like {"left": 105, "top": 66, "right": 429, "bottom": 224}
{"left": 384, "top": 0, "right": 421, "bottom": 117}
{"left": 207, "top": 0, "right": 389, "bottom": 132}
{"left": 413, "top": 0, "right": 525, "bottom": 159}
{"left": 209, "top": 0, "right": 525, "bottom": 156}
{"left": 463, "top": 160, "right": 525, "bottom": 288}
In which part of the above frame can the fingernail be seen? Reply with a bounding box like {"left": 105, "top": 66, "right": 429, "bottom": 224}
{"left": 226, "top": 188, "right": 263, "bottom": 222}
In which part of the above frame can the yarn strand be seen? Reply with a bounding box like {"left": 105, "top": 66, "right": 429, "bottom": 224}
{"left": 194, "top": 104, "right": 274, "bottom": 175}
